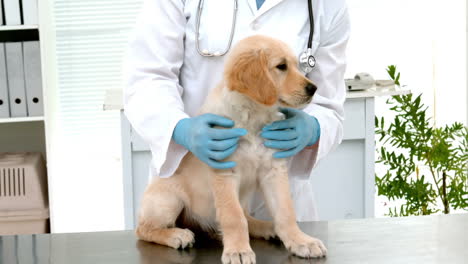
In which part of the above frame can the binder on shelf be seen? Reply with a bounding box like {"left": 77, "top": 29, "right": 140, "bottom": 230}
{"left": 22, "top": 0, "right": 38, "bottom": 25}
{"left": 4, "top": 0, "right": 22, "bottom": 25}
{"left": 23, "top": 41, "right": 43, "bottom": 116}
{"left": 5, "top": 42, "right": 28, "bottom": 117}
{"left": 0, "top": 43, "right": 9, "bottom": 118}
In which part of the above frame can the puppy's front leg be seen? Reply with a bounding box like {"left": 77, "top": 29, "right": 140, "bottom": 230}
{"left": 212, "top": 173, "right": 256, "bottom": 264}
{"left": 260, "top": 164, "right": 327, "bottom": 258}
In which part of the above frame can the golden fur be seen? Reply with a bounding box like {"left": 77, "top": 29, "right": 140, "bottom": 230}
{"left": 136, "top": 35, "right": 326, "bottom": 264}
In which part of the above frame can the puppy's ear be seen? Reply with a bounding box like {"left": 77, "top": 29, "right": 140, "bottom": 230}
{"left": 225, "top": 49, "right": 278, "bottom": 106}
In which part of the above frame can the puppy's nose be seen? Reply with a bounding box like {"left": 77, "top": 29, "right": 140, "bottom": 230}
{"left": 305, "top": 83, "right": 317, "bottom": 96}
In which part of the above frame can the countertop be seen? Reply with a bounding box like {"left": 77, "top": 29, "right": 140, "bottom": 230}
{"left": 1, "top": 214, "right": 467, "bottom": 264}
{"left": 103, "top": 85, "right": 410, "bottom": 111}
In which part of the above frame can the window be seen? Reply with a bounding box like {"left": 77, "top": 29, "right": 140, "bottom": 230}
{"left": 43, "top": 0, "right": 143, "bottom": 232}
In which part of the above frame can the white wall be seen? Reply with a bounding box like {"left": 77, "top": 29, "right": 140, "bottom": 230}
{"left": 346, "top": 0, "right": 467, "bottom": 126}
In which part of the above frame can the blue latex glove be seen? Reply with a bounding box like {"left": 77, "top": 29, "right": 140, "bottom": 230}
{"left": 173, "top": 114, "right": 247, "bottom": 169}
{"left": 261, "top": 107, "right": 320, "bottom": 159}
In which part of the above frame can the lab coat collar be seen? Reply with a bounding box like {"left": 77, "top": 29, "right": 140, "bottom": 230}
{"left": 247, "top": 0, "right": 285, "bottom": 22}
{"left": 246, "top": 0, "right": 257, "bottom": 15}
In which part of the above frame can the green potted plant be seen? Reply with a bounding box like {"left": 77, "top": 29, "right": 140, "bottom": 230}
{"left": 375, "top": 65, "right": 468, "bottom": 216}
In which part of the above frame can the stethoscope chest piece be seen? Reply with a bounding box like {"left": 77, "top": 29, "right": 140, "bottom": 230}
{"left": 299, "top": 48, "right": 316, "bottom": 73}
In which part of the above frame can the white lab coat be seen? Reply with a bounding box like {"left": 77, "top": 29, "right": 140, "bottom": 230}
{"left": 123, "top": 0, "right": 350, "bottom": 221}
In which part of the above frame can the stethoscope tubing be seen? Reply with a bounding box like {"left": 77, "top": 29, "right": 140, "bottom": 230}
{"left": 195, "top": 0, "right": 315, "bottom": 72}
{"left": 195, "top": 0, "right": 239, "bottom": 57}
{"left": 307, "top": 0, "right": 314, "bottom": 49}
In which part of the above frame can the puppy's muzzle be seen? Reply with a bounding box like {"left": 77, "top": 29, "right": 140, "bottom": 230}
{"left": 305, "top": 82, "right": 317, "bottom": 97}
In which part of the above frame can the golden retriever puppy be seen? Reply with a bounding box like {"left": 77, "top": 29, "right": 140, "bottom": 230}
{"left": 136, "top": 35, "right": 327, "bottom": 264}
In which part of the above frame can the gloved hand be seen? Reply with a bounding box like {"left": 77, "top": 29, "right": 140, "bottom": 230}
{"left": 173, "top": 113, "right": 247, "bottom": 169}
{"left": 261, "top": 107, "right": 320, "bottom": 159}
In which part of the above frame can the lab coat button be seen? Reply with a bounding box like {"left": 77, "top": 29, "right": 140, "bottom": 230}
{"left": 251, "top": 22, "right": 259, "bottom": 30}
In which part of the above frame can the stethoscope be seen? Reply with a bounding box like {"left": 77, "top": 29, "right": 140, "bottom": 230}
{"left": 195, "top": 0, "right": 316, "bottom": 73}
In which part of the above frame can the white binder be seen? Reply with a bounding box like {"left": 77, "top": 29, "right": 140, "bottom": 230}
{"left": 5, "top": 42, "right": 28, "bottom": 117}
{"left": 23, "top": 41, "right": 43, "bottom": 116}
{"left": 22, "top": 0, "right": 38, "bottom": 25}
{"left": 0, "top": 43, "right": 10, "bottom": 118}
{"left": 4, "top": 0, "right": 22, "bottom": 25}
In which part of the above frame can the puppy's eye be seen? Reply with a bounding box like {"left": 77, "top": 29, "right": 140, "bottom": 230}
{"left": 276, "top": 63, "right": 287, "bottom": 71}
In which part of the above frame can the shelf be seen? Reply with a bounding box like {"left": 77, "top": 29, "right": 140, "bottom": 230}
{"left": 346, "top": 84, "right": 411, "bottom": 99}
{"left": 0, "top": 25, "right": 39, "bottom": 31}
{"left": 0, "top": 116, "right": 44, "bottom": 124}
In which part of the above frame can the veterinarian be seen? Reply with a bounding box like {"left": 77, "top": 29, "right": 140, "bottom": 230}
{"left": 124, "top": 0, "right": 350, "bottom": 221}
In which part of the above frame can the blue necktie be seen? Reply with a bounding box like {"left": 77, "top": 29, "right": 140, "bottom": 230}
{"left": 256, "top": 0, "right": 265, "bottom": 9}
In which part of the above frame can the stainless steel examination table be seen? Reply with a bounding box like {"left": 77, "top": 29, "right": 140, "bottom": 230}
{"left": 1, "top": 214, "right": 467, "bottom": 264}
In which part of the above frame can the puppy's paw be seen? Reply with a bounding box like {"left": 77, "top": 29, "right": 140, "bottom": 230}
{"left": 222, "top": 248, "right": 256, "bottom": 264}
{"left": 166, "top": 228, "right": 195, "bottom": 249}
{"left": 282, "top": 233, "right": 327, "bottom": 258}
